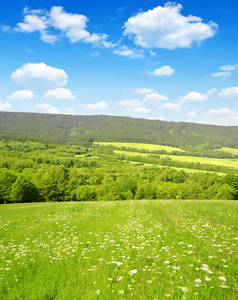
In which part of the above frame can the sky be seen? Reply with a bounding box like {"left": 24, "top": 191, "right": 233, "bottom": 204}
{"left": 0, "top": 0, "right": 238, "bottom": 126}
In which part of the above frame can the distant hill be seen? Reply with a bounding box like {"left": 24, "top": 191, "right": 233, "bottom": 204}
{"left": 1, "top": 111, "right": 238, "bottom": 148}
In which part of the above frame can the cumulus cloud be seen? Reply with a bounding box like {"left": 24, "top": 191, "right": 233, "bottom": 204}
{"left": 123, "top": 2, "right": 218, "bottom": 49}
{"left": 0, "top": 100, "right": 11, "bottom": 110}
{"left": 134, "top": 107, "right": 151, "bottom": 114}
{"left": 11, "top": 6, "right": 114, "bottom": 47}
{"left": 134, "top": 88, "right": 154, "bottom": 95}
{"left": 218, "top": 87, "right": 238, "bottom": 98}
{"left": 117, "top": 99, "right": 141, "bottom": 107}
{"left": 113, "top": 46, "right": 144, "bottom": 58}
{"left": 180, "top": 92, "right": 207, "bottom": 102}
{"left": 35, "top": 103, "right": 60, "bottom": 114}
{"left": 159, "top": 102, "right": 184, "bottom": 111}
{"left": 44, "top": 88, "right": 75, "bottom": 100}
{"left": 11, "top": 62, "right": 68, "bottom": 88}
{"left": 147, "top": 66, "right": 175, "bottom": 77}
{"left": 202, "top": 108, "right": 238, "bottom": 125}
{"left": 80, "top": 101, "right": 108, "bottom": 110}
{"left": 8, "top": 89, "right": 35, "bottom": 100}
{"left": 143, "top": 93, "right": 168, "bottom": 105}
{"left": 186, "top": 111, "right": 198, "bottom": 118}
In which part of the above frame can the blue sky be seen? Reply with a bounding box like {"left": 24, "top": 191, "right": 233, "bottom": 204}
{"left": 0, "top": 0, "right": 238, "bottom": 125}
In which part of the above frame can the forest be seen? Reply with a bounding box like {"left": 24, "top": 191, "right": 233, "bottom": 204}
{"left": 1, "top": 137, "right": 238, "bottom": 204}
{"left": 1, "top": 111, "right": 238, "bottom": 148}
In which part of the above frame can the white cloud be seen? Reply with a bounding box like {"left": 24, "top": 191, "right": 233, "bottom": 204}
{"left": 186, "top": 111, "right": 198, "bottom": 118}
{"left": 0, "top": 100, "right": 11, "bottom": 110}
{"left": 8, "top": 89, "right": 35, "bottom": 100}
{"left": 180, "top": 92, "right": 207, "bottom": 102}
{"left": 202, "top": 108, "right": 238, "bottom": 125}
{"left": 149, "top": 51, "right": 156, "bottom": 57}
{"left": 117, "top": 99, "right": 141, "bottom": 107}
{"left": 218, "top": 87, "right": 238, "bottom": 98}
{"left": 35, "top": 103, "right": 60, "bottom": 114}
{"left": 159, "top": 102, "right": 184, "bottom": 111}
{"left": 134, "top": 88, "right": 154, "bottom": 95}
{"left": 219, "top": 64, "right": 238, "bottom": 71}
{"left": 148, "top": 116, "right": 168, "bottom": 121}
{"left": 80, "top": 101, "right": 108, "bottom": 110}
{"left": 11, "top": 62, "right": 68, "bottom": 88}
{"left": 147, "top": 66, "right": 175, "bottom": 77}
{"left": 44, "top": 88, "right": 75, "bottom": 100}
{"left": 64, "top": 107, "right": 75, "bottom": 115}
{"left": 1, "top": 25, "right": 11, "bottom": 32}
{"left": 211, "top": 71, "right": 231, "bottom": 79}
{"left": 206, "top": 88, "right": 218, "bottom": 96}
{"left": 210, "top": 64, "right": 238, "bottom": 79}
{"left": 143, "top": 93, "right": 168, "bottom": 105}
{"left": 123, "top": 2, "right": 218, "bottom": 49}
{"left": 134, "top": 107, "right": 151, "bottom": 114}
{"left": 50, "top": 6, "right": 112, "bottom": 47}
{"left": 113, "top": 46, "right": 144, "bottom": 58}
{"left": 15, "top": 14, "right": 47, "bottom": 33}
{"left": 12, "top": 6, "right": 114, "bottom": 47}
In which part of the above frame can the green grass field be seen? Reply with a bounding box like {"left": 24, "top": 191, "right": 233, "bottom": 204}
{"left": 114, "top": 150, "right": 238, "bottom": 170}
{"left": 95, "top": 142, "right": 185, "bottom": 153}
{"left": 218, "top": 147, "right": 238, "bottom": 155}
{"left": 0, "top": 201, "right": 237, "bottom": 299}
{"left": 124, "top": 160, "right": 226, "bottom": 176}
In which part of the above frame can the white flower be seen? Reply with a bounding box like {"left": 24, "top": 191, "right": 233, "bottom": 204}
{"left": 205, "top": 276, "right": 212, "bottom": 281}
{"left": 164, "top": 261, "right": 170, "bottom": 264}
{"left": 117, "top": 276, "right": 123, "bottom": 281}
{"left": 130, "top": 269, "right": 137, "bottom": 274}
{"left": 178, "top": 286, "right": 188, "bottom": 293}
{"left": 95, "top": 290, "right": 101, "bottom": 295}
{"left": 219, "top": 276, "right": 227, "bottom": 282}
{"left": 201, "top": 267, "right": 213, "bottom": 274}
{"left": 195, "top": 279, "right": 201, "bottom": 284}
{"left": 220, "top": 285, "right": 229, "bottom": 289}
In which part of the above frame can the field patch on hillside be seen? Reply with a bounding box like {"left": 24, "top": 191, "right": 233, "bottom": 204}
{"left": 218, "top": 147, "right": 238, "bottom": 155}
{"left": 95, "top": 142, "right": 185, "bottom": 153}
{"left": 0, "top": 201, "right": 237, "bottom": 299}
{"left": 114, "top": 150, "right": 238, "bottom": 171}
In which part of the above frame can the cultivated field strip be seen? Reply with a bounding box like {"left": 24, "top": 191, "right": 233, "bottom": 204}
{"left": 0, "top": 201, "right": 237, "bottom": 299}
{"left": 114, "top": 150, "right": 238, "bottom": 170}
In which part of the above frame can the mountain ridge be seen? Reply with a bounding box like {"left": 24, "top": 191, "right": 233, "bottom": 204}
{"left": 1, "top": 111, "right": 238, "bottom": 148}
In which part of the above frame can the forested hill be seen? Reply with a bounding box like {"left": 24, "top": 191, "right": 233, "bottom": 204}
{"left": 1, "top": 111, "right": 238, "bottom": 148}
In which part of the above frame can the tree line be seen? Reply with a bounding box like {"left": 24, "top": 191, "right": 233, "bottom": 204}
{"left": 1, "top": 140, "right": 238, "bottom": 203}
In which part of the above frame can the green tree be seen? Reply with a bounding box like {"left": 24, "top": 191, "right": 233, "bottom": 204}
{"left": 10, "top": 177, "right": 40, "bottom": 203}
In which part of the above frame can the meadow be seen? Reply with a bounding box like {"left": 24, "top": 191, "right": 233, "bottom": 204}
{"left": 0, "top": 200, "right": 237, "bottom": 299}
{"left": 95, "top": 142, "right": 184, "bottom": 153}
{"left": 114, "top": 150, "right": 238, "bottom": 171}
{"left": 218, "top": 147, "right": 238, "bottom": 155}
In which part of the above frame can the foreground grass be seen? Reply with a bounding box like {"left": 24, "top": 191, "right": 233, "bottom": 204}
{"left": 0, "top": 200, "right": 237, "bottom": 299}
{"left": 95, "top": 142, "right": 184, "bottom": 153}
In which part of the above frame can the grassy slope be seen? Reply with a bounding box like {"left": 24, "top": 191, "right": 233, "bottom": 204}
{"left": 218, "top": 147, "right": 238, "bottom": 155}
{"left": 95, "top": 142, "right": 185, "bottom": 152}
{"left": 0, "top": 201, "right": 237, "bottom": 299}
{"left": 114, "top": 150, "right": 238, "bottom": 170}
